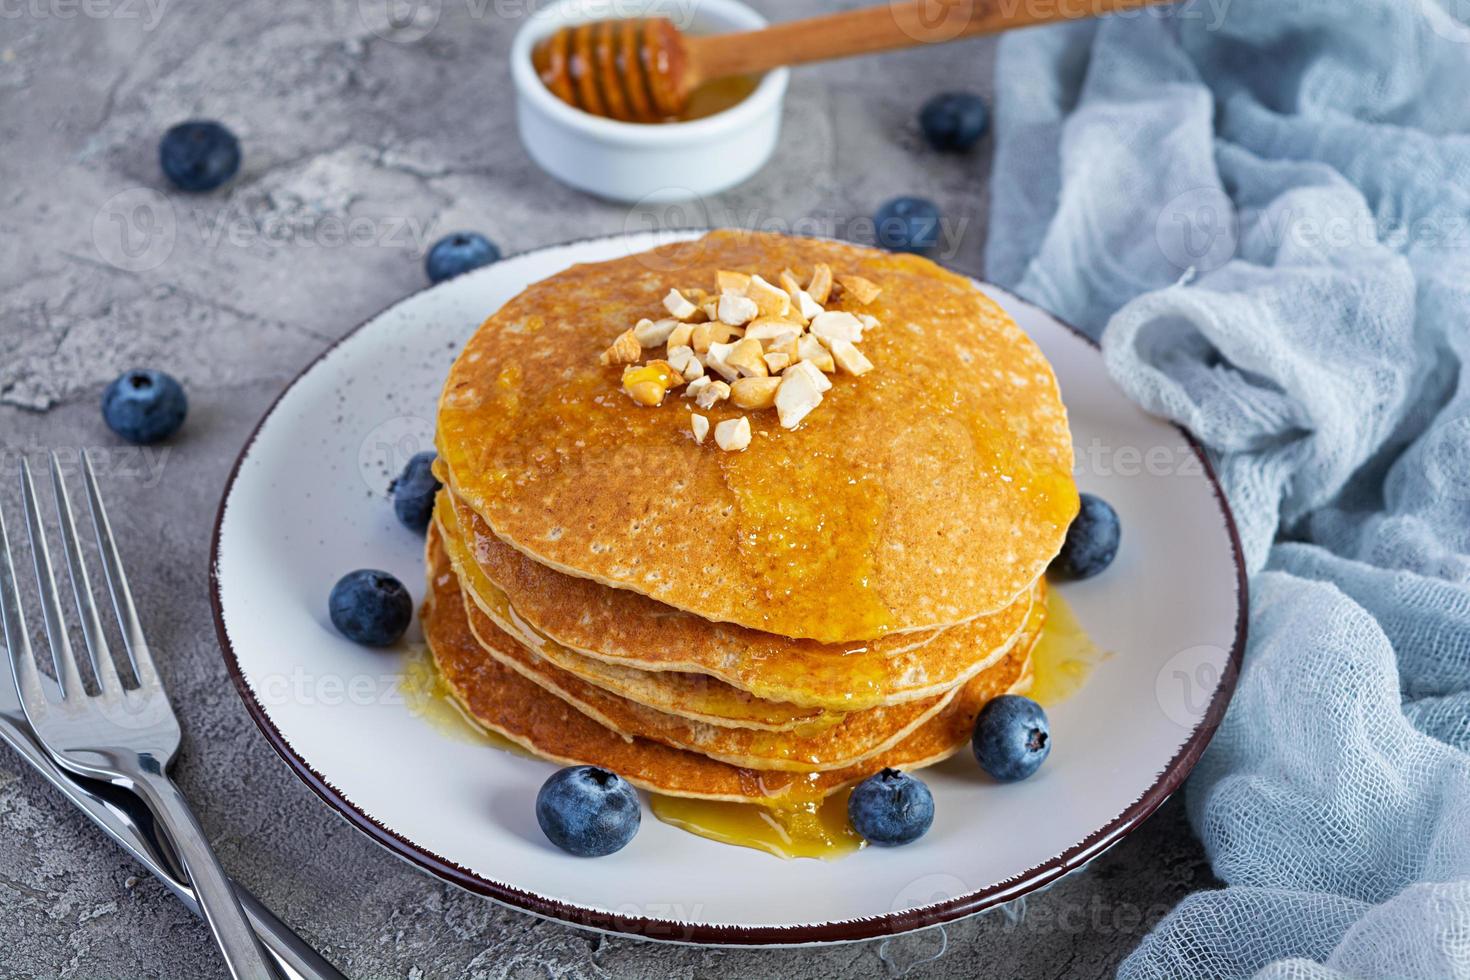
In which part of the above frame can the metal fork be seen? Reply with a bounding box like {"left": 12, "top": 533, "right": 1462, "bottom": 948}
{"left": 0, "top": 452, "right": 282, "bottom": 980}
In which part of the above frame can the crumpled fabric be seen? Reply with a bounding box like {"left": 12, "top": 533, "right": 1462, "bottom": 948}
{"left": 985, "top": 1, "right": 1470, "bottom": 975}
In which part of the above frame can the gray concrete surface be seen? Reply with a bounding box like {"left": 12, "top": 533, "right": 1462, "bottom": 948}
{"left": 0, "top": 2, "right": 1218, "bottom": 977}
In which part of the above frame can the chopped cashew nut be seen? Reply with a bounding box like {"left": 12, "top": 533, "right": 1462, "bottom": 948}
{"left": 703, "top": 340, "right": 742, "bottom": 382}
{"left": 599, "top": 329, "right": 641, "bottom": 365}
{"left": 666, "top": 345, "right": 705, "bottom": 381}
{"left": 778, "top": 270, "right": 804, "bottom": 300}
{"left": 622, "top": 361, "right": 681, "bottom": 406}
{"left": 634, "top": 317, "right": 680, "bottom": 347}
{"left": 811, "top": 311, "right": 864, "bottom": 345}
{"left": 597, "top": 268, "right": 883, "bottom": 449}
{"left": 666, "top": 321, "right": 695, "bottom": 351}
{"left": 769, "top": 333, "right": 799, "bottom": 359}
{"left": 796, "top": 290, "right": 824, "bottom": 322}
{"left": 716, "top": 270, "right": 751, "bottom": 295}
{"left": 828, "top": 337, "right": 874, "bottom": 376}
{"left": 796, "top": 333, "right": 836, "bottom": 373}
{"left": 787, "top": 358, "right": 833, "bottom": 393}
{"left": 776, "top": 367, "right": 824, "bottom": 429}
{"left": 717, "top": 293, "right": 759, "bottom": 327}
{"left": 731, "top": 376, "right": 782, "bottom": 409}
{"left": 663, "top": 288, "right": 699, "bottom": 320}
{"left": 744, "top": 319, "right": 802, "bottom": 347}
{"left": 745, "top": 275, "right": 791, "bottom": 318}
{"left": 807, "top": 263, "right": 833, "bottom": 305}
{"left": 725, "top": 337, "right": 769, "bottom": 378}
{"left": 836, "top": 274, "right": 882, "bottom": 305}
{"left": 695, "top": 379, "right": 731, "bottom": 409}
{"left": 714, "top": 416, "right": 752, "bottom": 452}
{"left": 692, "top": 321, "right": 741, "bottom": 354}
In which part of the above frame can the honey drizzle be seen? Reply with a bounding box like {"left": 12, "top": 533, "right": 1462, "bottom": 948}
{"left": 649, "top": 790, "right": 863, "bottom": 860}
{"left": 399, "top": 645, "right": 531, "bottom": 756}
{"left": 401, "top": 593, "right": 1103, "bottom": 861}
{"left": 1026, "top": 589, "right": 1108, "bottom": 706}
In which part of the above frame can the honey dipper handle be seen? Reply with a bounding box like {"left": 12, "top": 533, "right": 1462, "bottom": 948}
{"left": 687, "top": 0, "right": 1174, "bottom": 84}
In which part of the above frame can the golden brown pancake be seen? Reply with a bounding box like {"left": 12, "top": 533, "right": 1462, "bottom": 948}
{"left": 436, "top": 230, "right": 1078, "bottom": 643}
{"left": 459, "top": 586, "right": 959, "bottom": 772}
{"left": 439, "top": 487, "right": 1040, "bottom": 711}
{"left": 423, "top": 529, "right": 1041, "bottom": 804}
{"left": 437, "top": 498, "right": 833, "bottom": 732}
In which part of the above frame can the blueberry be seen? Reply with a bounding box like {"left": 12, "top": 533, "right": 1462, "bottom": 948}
{"left": 919, "top": 92, "right": 989, "bottom": 152}
{"left": 1050, "top": 493, "right": 1120, "bottom": 580}
{"left": 536, "top": 766, "right": 641, "bottom": 857}
{"left": 328, "top": 570, "right": 412, "bottom": 647}
{"left": 972, "top": 695, "right": 1050, "bottom": 782}
{"left": 101, "top": 369, "right": 188, "bottom": 445}
{"left": 159, "top": 121, "right": 241, "bottom": 193}
{"left": 425, "top": 232, "right": 501, "bottom": 283}
{"left": 874, "top": 197, "right": 942, "bottom": 255}
{"left": 847, "top": 768, "right": 934, "bottom": 846}
{"left": 391, "top": 451, "right": 441, "bottom": 533}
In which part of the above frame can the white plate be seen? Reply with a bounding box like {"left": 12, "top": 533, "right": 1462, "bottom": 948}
{"left": 211, "top": 231, "right": 1245, "bottom": 945}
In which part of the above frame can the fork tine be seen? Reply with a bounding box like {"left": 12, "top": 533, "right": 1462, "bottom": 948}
{"left": 19, "top": 458, "right": 87, "bottom": 699}
{"left": 49, "top": 453, "right": 125, "bottom": 697}
{"left": 80, "top": 450, "right": 157, "bottom": 689}
{"left": 0, "top": 496, "right": 49, "bottom": 709}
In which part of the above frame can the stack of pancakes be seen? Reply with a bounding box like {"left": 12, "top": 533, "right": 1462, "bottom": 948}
{"left": 423, "top": 231, "right": 1078, "bottom": 812}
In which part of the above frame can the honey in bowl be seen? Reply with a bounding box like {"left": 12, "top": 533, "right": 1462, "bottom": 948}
{"left": 532, "top": 20, "right": 759, "bottom": 124}
{"left": 676, "top": 74, "right": 760, "bottom": 122}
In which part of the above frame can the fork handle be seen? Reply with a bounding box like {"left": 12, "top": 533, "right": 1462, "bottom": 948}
{"left": 133, "top": 769, "right": 283, "bottom": 980}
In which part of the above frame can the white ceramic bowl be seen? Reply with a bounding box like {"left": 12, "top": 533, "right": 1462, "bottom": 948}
{"left": 510, "top": 0, "right": 790, "bottom": 203}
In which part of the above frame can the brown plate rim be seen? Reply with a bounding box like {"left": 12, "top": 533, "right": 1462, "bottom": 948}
{"left": 209, "top": 230, "right": 1247, "bottom": 946}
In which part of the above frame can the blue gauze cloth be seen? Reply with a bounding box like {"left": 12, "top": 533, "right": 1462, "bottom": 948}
{"left": 986, "top": 1, "right": 1470, "bottom": 976}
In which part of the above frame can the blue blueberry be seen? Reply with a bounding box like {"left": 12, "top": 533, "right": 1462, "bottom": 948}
{"left": 425, "top": 232, "right": 501, "bottom": 283}
{"left": 1050, "top": 493, "right": 1120, "bottom": 580}
{"left": 847, "top": 768, "right": 934, "bottom": 847}
{"left": 536, "top": 766, "right": 641, "bottom": 857}
{"left": 391, "top": 451, "right": 441, "bottom": 533}
{"left": 101, "top": 369, "right": 188, "bottom": 445}
{"left": 874, "top": 197, "right": 942, "bottom": 255}
{"left": 328, "top": 570, "right": 412, "bottom": 647}
{"left": 972, "top": 695, "right": 1050, "bottom": 782}
{"left": 920, "top": 92, "right": 989, "bottom": 153}
{"left": 159, "top": 121, "right": 241, "bottom": 192}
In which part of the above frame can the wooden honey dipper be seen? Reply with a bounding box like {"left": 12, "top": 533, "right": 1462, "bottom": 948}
{"left": 533, "top": 0, "right": 1172, "bottom": 122}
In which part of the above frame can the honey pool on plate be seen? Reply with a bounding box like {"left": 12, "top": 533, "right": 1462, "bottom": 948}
{"left": 400, "top": 593, "right": 1104, "bottom": 859}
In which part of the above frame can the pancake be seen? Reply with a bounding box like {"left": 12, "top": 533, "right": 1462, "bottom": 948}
{"left": 423, "top": 529, "right": 1040, "bottom": 804}
{"left": 437, "top": 498, "right": 833, "bottom": 733}
{"left": 459, "top": 585, "right": 960, "bottom": 772}
{"left": 439, "top": 521, "right": 1013, "bottom": 771}
{"left": 436, "top": 230, "right": 1078, "bottom": 643}
{"left": 440, "top": 486, "right": 1040, "bottom": 711}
